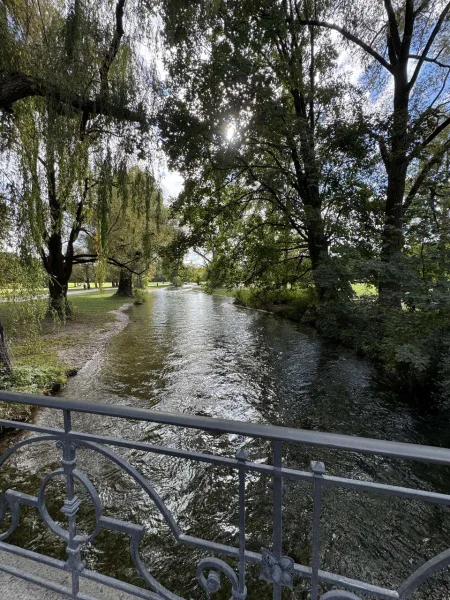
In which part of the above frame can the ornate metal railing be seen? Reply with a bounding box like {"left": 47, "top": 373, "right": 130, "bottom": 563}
{"left": 0, "top": 391, "right": 449, "bottom": 599}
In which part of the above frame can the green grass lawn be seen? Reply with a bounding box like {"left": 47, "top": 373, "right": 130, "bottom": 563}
{"left": 147, "top": 281, "right": 171, "bottom": 287}
{"left": 0, "top": 291, "right": 131, "bottom": 401}
{"left": 352, "top": 283, "right": 377, "bottom": 297}
{"left": 208, "top": 284, "right": 378, "bottom": 298}
{"left": 207, "top": 287, "right": 235, "bottom": 297}
{"left": 68, "top": 291, "right": 128, "bottom": 323}
{"left": 68, "top": 282, "right": 113, "bottom": 289}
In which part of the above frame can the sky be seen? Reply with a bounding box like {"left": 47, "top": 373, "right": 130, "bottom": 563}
{"left": 161, "top": 169, "right": 184, "bottom": 200}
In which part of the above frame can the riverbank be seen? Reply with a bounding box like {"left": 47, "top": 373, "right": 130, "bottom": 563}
{"left": 0, "top": 291, "right": 134, "bottom": 424}
{"left": 212, "top": 286, "right": 450, "bottom": 396}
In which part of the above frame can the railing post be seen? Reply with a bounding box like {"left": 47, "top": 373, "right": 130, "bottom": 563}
{"left": 310, "top": 460, "right": 325, "bottom": 600}
{"left": 61, "top": 409, "right": 82, "bottom": 598}
{"left": 236, "top": 448, "right": 249, "bottom": 599}
{"left": 272, "top": 441, "right": 283, "bottom": 600}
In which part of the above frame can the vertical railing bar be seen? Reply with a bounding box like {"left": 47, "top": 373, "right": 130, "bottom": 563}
{"left": 236, "top": 448, "right": 249, "bottom": 598}
{"left": 62, "top": 409, "right": 80, "bottom": 599}
{"left": 310, "top": 461, "right": 325, "bottom": 600}
{"left": 272, "top": 441, "right": 283, "bottom": 600}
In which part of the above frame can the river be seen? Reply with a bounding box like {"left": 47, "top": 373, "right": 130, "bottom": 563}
{"left": 1, "top": 287, "right": 450, "bottom": 598}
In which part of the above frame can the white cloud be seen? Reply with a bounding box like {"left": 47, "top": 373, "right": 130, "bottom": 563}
{"left": 161, "top": 170, "right": 184, "bottom": 200}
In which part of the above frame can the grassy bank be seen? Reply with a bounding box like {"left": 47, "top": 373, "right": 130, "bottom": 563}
{"left": 234, "top": 287, "right": 314, "bottom": 321}
{"left": 0, "top": 291, "right": 131, "bottom": 423}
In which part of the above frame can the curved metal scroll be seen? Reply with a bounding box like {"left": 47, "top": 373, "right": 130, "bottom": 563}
{"left": 0, "top": 435, "right": 185, "bottom": 600}
{"left": 78, "top": 440, "right": 181, "bottom": 537}
{"left": 0, "top": 435, "right": 59, "bottom": 468}
{"left": 398, "top": 548, "right": 450, "bottom": 599}
{"left": 64, "top": 440, "right": 186, "bottom": 600}
{"left": 197, "top": 557, "right": 246, "bottom": 600}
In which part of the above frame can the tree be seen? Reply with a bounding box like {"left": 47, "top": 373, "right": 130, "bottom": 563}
{"left": 296, "top": 0, "right": 450, "bottom": 306}
{"left": 0, "top": 0, "right": 148, "bottom": 123}
{"left": 81, "top": 169, "right": 174, "bottom": 298}
{"left": 161, "top": 0, "right": 374, "bottom": 302}
{"left": 1, "top": 0, "right": 157, "bottom": 316}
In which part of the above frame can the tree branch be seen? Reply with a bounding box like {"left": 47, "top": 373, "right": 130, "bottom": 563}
{"left": 296, "top": 18, "right": 393, "bottom": 72}
{"left": 99, "top": 0, "right": 126, "bottom": 95}
{"left": 408, "top": 1, "right": 450, "bottom": 90}
{"left": 72, "top": 252, "right": 143, "bottom": 274}
{"left": 414, "top": 115, "right": 450, "bottom": 154}
{"left": 193, "top": 247, "right": 212, "bottom": 264}
{"left": 409, "top": 53, "right": 450, "bottom": 68}
{"left": 383, "top": 0, "right": 401, "bottom": 62}
{"left": 404, "top": 140, "right": 450, "bottom": 212}
{"left": 0, "top": 72, "right": 145, "bottom": 124}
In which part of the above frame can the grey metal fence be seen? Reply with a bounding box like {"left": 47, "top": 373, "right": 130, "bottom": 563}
{"left": 0, "top": 390, "right": 449, "bottom": 599}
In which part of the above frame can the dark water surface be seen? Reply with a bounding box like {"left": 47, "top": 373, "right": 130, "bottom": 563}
{"left": 2, "top": 287, "right": 450, "bottom": 598}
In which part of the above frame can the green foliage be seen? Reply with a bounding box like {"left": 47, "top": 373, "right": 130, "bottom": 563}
{"left": 0, "top": 251, "right": 48, "bottom": 359}
{"left": 161, "top": 0, "right": 377, "bottom": 301}
{"left": 104, "top": 168, "right": 174, "bottom": 289}
{"left": 316, "top": 298, "right": 450, "bottom": 393}
{"left": 0, "top": 365, "right": 67, "bottom": 395}
{"left": 133, "top": 289, "right": 146, "bottom": 304}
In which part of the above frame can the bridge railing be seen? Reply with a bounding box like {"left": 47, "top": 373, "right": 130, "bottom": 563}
{"left": 0, "top": 390, "right": 449, "bottom": 600}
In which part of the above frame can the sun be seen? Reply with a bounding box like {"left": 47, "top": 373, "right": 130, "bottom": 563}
{"left": 225, "top": 124, "right": 236, "bottom": 141}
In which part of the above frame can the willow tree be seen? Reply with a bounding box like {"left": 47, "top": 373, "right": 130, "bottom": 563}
{"left": 0, "top": 194, "right": 48, "bottom": 373}
{"left": 161, "top": 0, "right": 374, "bottom": 302}
{"left": 75, "top": 168, "right": 174, "bottom": 298}
{"left": 0, "top": 0, "right": 158, "bottom": 316}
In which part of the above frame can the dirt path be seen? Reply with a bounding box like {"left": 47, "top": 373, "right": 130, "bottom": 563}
{"left": 55, "top": 303, "right": 132, "bottom": 372}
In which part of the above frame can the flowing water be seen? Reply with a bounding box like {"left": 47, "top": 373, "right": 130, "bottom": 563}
{"left": 2, "top": 287, "right": 450, "bottom": 599}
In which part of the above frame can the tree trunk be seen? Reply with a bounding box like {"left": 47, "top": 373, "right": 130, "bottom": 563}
{"left": 290, "top": 88, "right": 341, "bottom": 303}
{"left": 116, "top": 269, "right": 133, "bottom": 296}
{"left": 136, "top": 274, "right": 143, "bottom": 288}
{"left": 48, "top": 276, "right": 71, "bottom": 317}
{"left": 306, "top": 208, "right": 331, "bottom": 301}
{"left": 0, "top": 317, "right": 12, "bottom": 375}
{"left": 46, "top": 235, "right": 72, "bottom": 318}
{"left": 378, "top": 63, "right": 410, "bottom": 309}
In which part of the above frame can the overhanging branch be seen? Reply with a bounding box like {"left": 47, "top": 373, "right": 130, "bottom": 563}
{"left": 0, "top": 72, "right": 145, "bottom": 124}
{"left": 295, "top": 18, "right": 393, "bottom": 73}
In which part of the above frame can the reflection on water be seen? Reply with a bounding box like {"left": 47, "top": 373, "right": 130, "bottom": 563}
{"left": 2, "top": 287, "right": 450, "bottom": 598}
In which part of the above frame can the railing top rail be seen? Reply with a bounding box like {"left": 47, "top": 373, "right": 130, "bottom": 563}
{"left": 1, "top": 390, "right": 450, "bottom": 465}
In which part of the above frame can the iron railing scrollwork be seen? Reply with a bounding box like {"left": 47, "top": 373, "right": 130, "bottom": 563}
{"left": 0, "top": 390, "right": 449, "bottom": 599}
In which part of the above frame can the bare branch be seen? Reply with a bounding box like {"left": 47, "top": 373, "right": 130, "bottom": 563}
{"left": 409, "top": 53, "right": 450, "bottom": 68}
{"left": 408, "top": 2, "right": 450, "bottom": 90}
{"left": 296, "top": 18, "right": 393, "bottom": 73}
{"left": 99, "top": 0, "right": 126, "bottom": 95}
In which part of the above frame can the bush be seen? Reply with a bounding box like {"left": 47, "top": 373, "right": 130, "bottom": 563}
{"left": 0, "top": 365, "right": 68, "bottom": 394}
{"left": 317, "top": 297, "right": 450, "bottom": 394}
{"left": 133, "top": 289, "right": 146, "bottom": 305}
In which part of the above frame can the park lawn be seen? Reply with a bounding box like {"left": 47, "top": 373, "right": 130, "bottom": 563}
{"left": 0, "top": 291, "right": 130, "bottom": 411}
{"left": 68, "top": 290, "right": 128, "bottom": 324}
{"left": 352, "top": 283, "right": 377, "bottom": 297}
{"left": 208, "top": 284, "right": 377, "bottom": 299}
{"left": 207, "top": 287, "right": 235, "bottom": 297}
{"left": 68, "top": 282, "right": 113, "bottom": 289}
{"left": 147, "top": 282, "right": 171, "bottom": 287}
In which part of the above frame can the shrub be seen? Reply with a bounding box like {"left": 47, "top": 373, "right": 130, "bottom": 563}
{"left": 133, "top": 289, "right": 146, "bottom": 305}
{"left": 0, "top": 365, "right": 68, "bottom": 394}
